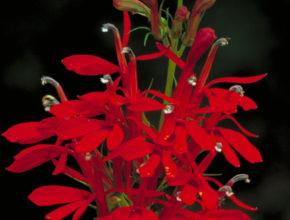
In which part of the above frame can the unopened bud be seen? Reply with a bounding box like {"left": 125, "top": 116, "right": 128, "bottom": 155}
{"left": 113, "top": 0, "right": 150, "bottom": 17}
{"left": 171, "top": 6, "right": 190, "bottom": 38}
{"left": 195, "top": 0, "right": 216, "bottom": 14}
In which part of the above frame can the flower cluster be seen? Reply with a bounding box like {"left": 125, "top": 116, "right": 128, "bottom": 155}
{"left": 3, "top": 0, "right": 266, "bottom": 219}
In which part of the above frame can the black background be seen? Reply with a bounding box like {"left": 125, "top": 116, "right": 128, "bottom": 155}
{"left": 1, "top": 0, "right": 289, "bottom": 219}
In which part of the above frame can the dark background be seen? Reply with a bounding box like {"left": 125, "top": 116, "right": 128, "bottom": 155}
{"left": 1, "top": 0, "right": 289, "bottom": 219}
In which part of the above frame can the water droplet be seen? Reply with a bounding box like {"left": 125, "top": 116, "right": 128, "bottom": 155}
{"left": 176, "top": 191, "right": 182, "bottom": 202}
{"left": 100, "top": 75, "right": 112, "bottom": 84}
{"left": 85, "top": 153, "right": 92, "bottom": 161}
{"left": 229, "top": 85, "right": 244, "bottom": 96}
{"left": 215, "top": 142, "right": 222, "bottom": 153}
{"left": 163, "top": 104, "right": 174, "bottom": 114}
{"left": 187, "top": 75, "right": 197, "bottom": 86}
{"left": 136, "top": 168, "right": 140, "bottom": 174}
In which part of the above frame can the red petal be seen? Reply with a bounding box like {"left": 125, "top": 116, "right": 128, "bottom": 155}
{"left": 38, "top": 117, "right": 62, "bottom": 134}
{"left": 75, "top": 129, "right": 109, "bottom": 153}
{"left": 7, "top": 144, "right": 63, "bottom": 173}
{"left": 56, "top": 118, "right": 104, "bottom": 140}
{"left": 179, "top": 184, "right": 197, "bottom": 205}
{"left": 166, "top": 169, "right": 191, "bottom": 186}
{"left": 205, "top": 73, "right": 267, "bottom": 88}
{"left": 45, "top": 200, "right": 85, "bottom": 220}
{"left": 161, "top": 151, "right": 177, "bottom": 178}
{"left": 229, "top": 195, "right": 258, "bottom": 211}
{"left": 214, "top": 209, "right": 251, "bottom": 220}
{"left": 3, "top": 122, "right": 53, "bottom": 144}
{"left": 128, "top": 97, "right": 165, "bottom": 112}
{"left": 185, "top": 121, "right": 216, "bottom": 150}
{"left": 53, "top": 150, "right": 68, "bottom": 175}
{"left": 141, "top": 90, "right": 179, "bottom": 105}
{"left": 138, "top": 154, "right": 160, "bottom": 177}
{"left": 49, "top": 100, "right": 84, "bottom": 117}
{"left": 107, "top": 125, "right": 124, "bottom": 150}
{"left": 122, "top": 11, "right": 130, "bottom": 47}
{"left": 156, "top": 42, "right": 185, "bottom": 68}
{"left": 217, "top": 128, "right": 262, "bottom": 164}
{"left": 136, "top": 51, "right": 165, "bottom": 61}
{"left": 198, "top": 183, "right": 219, "bottom": 210}
{"left": 28, "top": 185, "right": 91, "bottom": 206}
{"left": 120, "top": 137, "right": 154, "bottom": 161}
{"left": 174, "top": 125, "right": 188, "bottom": 153}
{"left": 62, "top": 55, "right": 119, "bottom": 75}
{"left": 217, "top": 135, "right": 240, "bottom": 168}
{"left": 72, "top": 198, "right": 93, "bottom": 220}
{"left": 240, "top": 96, "right": 257, "bottom": 111}
{"left": 140, "top": 208, "right": 158, "bottom": 220}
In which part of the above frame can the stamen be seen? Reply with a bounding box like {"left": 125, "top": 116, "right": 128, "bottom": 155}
{"left": 229, "top": 85, "right": 245, "bottom": 96}
{"left": 42, "top": 95, "right": 59, "bottom": 112}
{"left": 187, "top": 75, "right": 197, "bottom": 86}
{"left": 41, "top": 76, "right": 59, "bottom": 87}
{"left": 121, "top": 47, "right": 136, "bottom": 60}
{"left": 101, "top": 23, "right": 119, "bottom": 33}
{"left": 212, "top": 37, "right": 230, "bottom": 48}
{"left": 100, "top": 74, "right": 113, "bottom": 84}
{"left": 226, "top": 174, "right": 250, "bottom": 187}
{"left": 163, "top": 104, "right": 174, "bottom": 114}
{"left": 218, "top": 185, "right": 234, "bottom": 197}
{"left": 215, "top": 142, "right": 222, "bottom": 153}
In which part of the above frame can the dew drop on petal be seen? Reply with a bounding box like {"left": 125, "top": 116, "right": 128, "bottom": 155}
{"left": 187, "top": 75, "right": 197, "bottom": 86}
{"left": 100, "top": 75, "right": 112, "bottom": 84}
{"left": 85, "top": 152, "right": 92, "bottom": 161}
{"left": 176, "top": 191, "right": 182, "bottom": 202}
{"left": 215, "top": 142, "right": 222, "bottom": 153}
{"left": 163, "top": 104, "right": 174, "bottom": 114}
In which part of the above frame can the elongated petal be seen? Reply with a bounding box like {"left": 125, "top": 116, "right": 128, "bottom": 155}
{"left": 138, "top": 154, "right": 160, "bottom": 177}
{"left": 214, "top": 209, "right": 251, "bottom": 220}
{"left": 120, "top": 137, "right": 154, "bottom": 161}
{"left": 38, "top": 117, "right": 62, "bottom": 134}
{"left": 107, "top": 125, "right": 124, "bottom": 150}
{"left": 7, "top": 144, "right": 63, "bottom": 173}
{"left": 128, "top": 96, "right": 165, "bottom": 112}
{"left": 179, "top": 184, "right": 197, "bottom": 205}
{"left": 156, "top": 42, "right": 185, "bottom": 68}
{"left": 185, "top": 121, "right": 216, "bottom": 150}
{"left": 28, "top": 185, "right": 91, "bottom": 206}
{"left": 45, "top": 200, "right": 85, "bottom": 220}
{"left": 122, "top": 11, "right": 131, "bottom": 47}
{"left": 217, "top": 128, "right": 262, "bottom": 163}
{"left": 240, "top": 96, "right": 257, "bottom": 111}
{"left": 205, "top": 73, "right": 267, "bottom": 88}
{"left": 49, "top": 100, "right": 84, "bottom": 117}
{"left": 72, "top": 197, "right": 94, "bottom": 220}
{"left": 174, "top": 125, "right": 188, "bottom": 153}
{"left": 53, "top": 150, "right": 68, "bottom": 175}
{"left": 141, "top": 89, "right": 179, "bottom": 105}
{"left": 75, "top": 129, "right": 109, "bottom": 152}
{"left": 56, "top": 118, "right": 104, "bottom": 140}
{"left": 216, "top": 135, "right": 240, "bottom": 168}
{"left": 229, "top": 195, "right": 258, "bottom": 211}
{"left": 62, "top": 55, "right": 119, "bottom": 75}
{"left": 3, "top": 122, "right": 54, "bottom": 144}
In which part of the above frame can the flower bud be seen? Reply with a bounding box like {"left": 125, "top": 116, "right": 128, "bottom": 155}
{"left": 113, "top": 0, "right": 150, "bottom": 17}
{"left": 171, "top": 6, "right": 190, "bottom": 39}
{"left": 183, "top": 0, "right": 216, "bottom": 46}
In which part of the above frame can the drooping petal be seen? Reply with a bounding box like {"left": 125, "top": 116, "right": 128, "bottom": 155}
{"left": 174, "top": 125, "right": 188, "bottom": 153}
{"left": 122, "top": 11, "right": 131, "bottom": 47}
{"left": 162, "top": 151, "right": 178, "bottom": 178}
{"left": 239, "top": 96, "right": 257, "bottom": 111}
{"left": 44, "top": 200, "right": 85, "bottom": 220}
{"left": 107, "top": 125, "right": 124, "bottom": 150}
{"left": 138, "top": 154, "right": 160, "bottom": 177}
{"left": 205, "top": 73, "right": 267, "bottom": 88}
{"left": 217, "top": 128, "right": 262, "bottom": 164}
{"left": 3, "top": 122, "right": 54, "bottom": 144}
{"left": 214, "top": 209, "right": 251, "bottom": 220}
{"left": 49, "top": 100, "right": 84, "bottom": 117}
{"left": 28, "top": 185, "right": 91, "bottom": 206}
{"left": 185, "top": 121, "right": 216, "bottom": 150}
{"left": 56, "top": 118, "right": 104, "bottom": 140}
{"left": 7, "top": 144, "right": 63, "bottom": 173}
{"left": 62, "top": 55, "right": 119, "bottom": 75}
{"left": 216, "top": 135, "right": 240, "bottom": 168}
{"left": 229, "top": 195, "right": 258, "bottom": 211}
{"left": 178, "top": 184, "right": 197, "bottom": 205}
{"left": 75, "top": 129, "right": 109, "bottom": 153}
{"left": 120, "top": 137, "right": 154, "bottom": 161}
